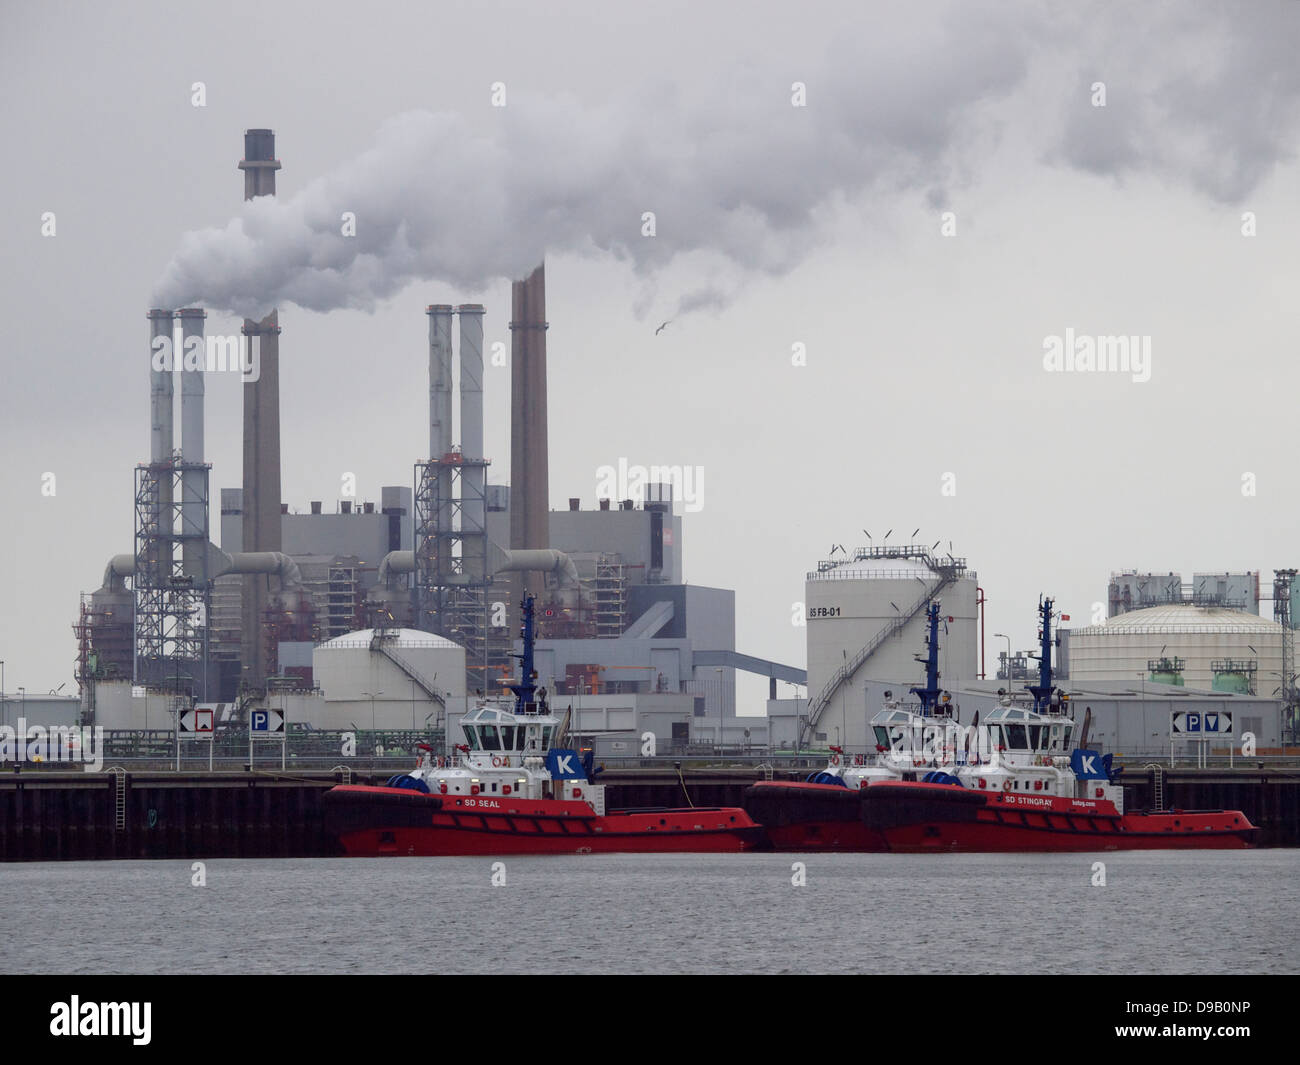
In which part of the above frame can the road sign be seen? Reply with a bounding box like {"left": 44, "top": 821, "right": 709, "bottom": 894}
{"left": 1171, "top": 710, "right": 1234, "bottom": 736}
{"left": 250, "top": 709, "right": 285, "bottom": 736}
{"left": 178, "top": 707, "right": 215, "bottom": 738}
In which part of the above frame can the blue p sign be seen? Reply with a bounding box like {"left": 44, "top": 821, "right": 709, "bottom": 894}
{"left": 251, "top": 710, "right": 268, "bottom": 732}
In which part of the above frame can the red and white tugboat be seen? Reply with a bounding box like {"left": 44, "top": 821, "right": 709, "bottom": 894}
{"left": 325, "top": 596, "right": 765, "bottom": 856}
{"left": 745, "top": 598, "right": 1257, "bottom": 852}
{"left": 743, "top": 601, "right": 957, "bottom": 851}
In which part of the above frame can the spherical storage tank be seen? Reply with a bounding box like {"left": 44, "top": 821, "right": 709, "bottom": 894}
{"left": 1066, "top": 605, "right": 1288, "bottom": 691}
{"left": 804, "top": 546, "right": 979, "bottom": 749}
{"left": 312, "top": 629, "right": 467, "bottom": 730}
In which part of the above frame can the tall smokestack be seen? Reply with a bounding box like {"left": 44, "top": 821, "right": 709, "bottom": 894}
{"left": 509, "top": 264, "right": 549, "bottom": 608}
{"left": 458, "top": 304, "right": 486, "bottom": 570}
{"left": 177, "top": 307, "right": 206, "bottom": 578}
{"left": 238, "top": 129, "right": 283, "bottom": 688}
{"left": 147, "top": 309, "right": 175, "bottom": 579}
{"left": 148, "top": 310, "right": 175, "bottom": 466}
{"left": 428, "top": 304, "right": 455, "bottom": 539}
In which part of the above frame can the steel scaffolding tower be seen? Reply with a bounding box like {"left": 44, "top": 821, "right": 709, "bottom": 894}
{"left": 133, "top": 460, "right": 210, "bottom": 698}
{"left": 414, "top": 457, "right": 496, "bottom": 693}
{"left": 594, "top": 556, "right": 628, "bottom": 637}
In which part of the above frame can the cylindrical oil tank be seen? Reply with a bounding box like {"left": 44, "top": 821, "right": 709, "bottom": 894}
{"left": 804, "top": 548, "right": 979, "bottom": 749}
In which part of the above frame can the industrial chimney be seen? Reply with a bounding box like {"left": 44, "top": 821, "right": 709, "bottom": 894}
{"left": 509, "top": 264, "right": 549, "bottom": 610}
{"left": 238, "top": 129, "right": 283, "bottom": 688}
{"left": 176, "top": 307, "right": 207, "bottom": 579}
{"left": 458, "top": 304, "right": 487, "bottom": 582}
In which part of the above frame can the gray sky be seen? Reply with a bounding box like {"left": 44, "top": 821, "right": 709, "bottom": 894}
{"left": 3, "top": 0, "right": 1299, "bottom": 706}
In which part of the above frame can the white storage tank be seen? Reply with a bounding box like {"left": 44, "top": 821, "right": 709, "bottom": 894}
{"left": 312, "top": 628, "right": 467, "bottom": 730}
{"left": 804, "top": 544, "right": 979, "bottom": 749}
{"left": 1066, "top": 604, "right": 1288, "bottom": 690}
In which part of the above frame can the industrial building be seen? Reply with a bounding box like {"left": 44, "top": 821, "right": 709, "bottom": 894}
{"left": 64, "top": 123, "right": 1298, "bottom": 757}
{"left": 70, "top": 125, "right": 806, "bottom": 750}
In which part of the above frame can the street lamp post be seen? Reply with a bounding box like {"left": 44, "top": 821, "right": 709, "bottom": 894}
{"left": 362, "top": 691, "right": 383, "bottom": 733}
{"left": 994, "top": 634, "right": 1012, "bottom": 684}
{"left": 715, "top": 668, "right": 725, "bottom": 750}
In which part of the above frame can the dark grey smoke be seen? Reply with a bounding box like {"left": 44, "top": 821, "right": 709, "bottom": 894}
{"left": 151, "top": 2, "right": 1300, "bottom": 318}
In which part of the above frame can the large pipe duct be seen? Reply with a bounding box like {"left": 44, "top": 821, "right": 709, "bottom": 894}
{"left": 509, "top": 264, "right": 549, "bottom": 611}
{"left": 100, "top": 547, "right": 301, "bottom": 592}
{"left": 102, "top": 554, "right": 136, "bottom": 593}
{"left": 376, "top": 544, "right": 579, "bottom": 590}
{"left": 376, "top": 550, "right": 415, "bottom": 585}
{"left": 177, "top": 307, "right": 206, "bottom": 578}
{"left": 238, "top": 129, "right": 283, "bottom": 688}
{"left": 489, "top": 545, "right": 580, "bottom": 589}
{"left": 216, "top": 550, "right": 302, "bottom": 588}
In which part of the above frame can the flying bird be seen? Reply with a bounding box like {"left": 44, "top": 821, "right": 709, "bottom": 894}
{"left": 655, "top": 320, "right": 672, "bottom": 336}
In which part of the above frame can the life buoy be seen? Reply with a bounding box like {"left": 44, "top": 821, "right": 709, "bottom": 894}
{"left": 1002, "top": 779, "right": 1012, "bottom": 792}
{"left": 415, "top": 754, "right": 425, "bottom": 768}
{"left": 435, "top": 756, "right": 445, "bottom": 769}
{"left": 491, "top": 755, "right": 509, "bottom": 767}
{"left": 829, "top": 753, "right": 841, "bottom": 767}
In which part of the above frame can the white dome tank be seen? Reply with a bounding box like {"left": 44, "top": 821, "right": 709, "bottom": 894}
{"left": 313, "top": 628, "right": 467, "bottom": 730}
{"left": 1066, "top": 604, "right": 1288, "bottom": 691}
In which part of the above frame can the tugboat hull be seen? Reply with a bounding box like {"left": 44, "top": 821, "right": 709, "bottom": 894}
{"left": 742, "top": 780, "right": 1256, "bottom": 852}
{"left": 861, "top": 782, "right": 1257, "bottom": 852}
{"left": 742, "top": 781, "right": 888, "bottom": 851}
{"left": 325, "top": 785, "right": 766, "bottom": 856}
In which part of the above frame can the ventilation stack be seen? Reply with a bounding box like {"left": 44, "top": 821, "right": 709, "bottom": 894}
{"left": 237, "top": 129, "right": 283, "bottom": 689}
{"left": 508, "top": 263, "right": 549, "bottom": 615}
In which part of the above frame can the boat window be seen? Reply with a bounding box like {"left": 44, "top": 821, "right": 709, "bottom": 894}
{"left": 463, "top": 726, "right": 479, "bottom": 750}
{"left": 541, "top": 726, "right": 553, "bottom": 749}
{"left": 516, "top": 727, "right": 527, "bottom": 751}
{"left": 499, "top": 725, "right": 515, "bottom": 750}
{"left": 1004, "top": 724, "right": 1028, "bottom": 749}
{"left": 1028, "top": 725, "right": 1042, "bottom": 749}
{"left": 1049, "top": 725, "right": 1063, "bottom": 751}
{"left": 480, "top": 725, "right": 501, "bottom": 751}
{"left": 1062, "top": 725, "right": 1073, "bottom": 749}
{"left": 873, "top": 726, "right": 891, "bottom": 747}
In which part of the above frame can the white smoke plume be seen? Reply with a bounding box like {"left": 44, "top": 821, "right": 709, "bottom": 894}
{"left": 151, "top": 2, "right": 1300, "bottom": 319}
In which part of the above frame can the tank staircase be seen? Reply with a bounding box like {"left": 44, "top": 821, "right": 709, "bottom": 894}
{"left": 799, "top": 567, "right": 959, "bottom": 749}
{"left": 370, "top": 629, "right": 446, "bottom": 709}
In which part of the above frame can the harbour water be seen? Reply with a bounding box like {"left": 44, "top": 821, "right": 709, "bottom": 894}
{"left": 5, "top": 851, "right": 1297, "bottom": 975}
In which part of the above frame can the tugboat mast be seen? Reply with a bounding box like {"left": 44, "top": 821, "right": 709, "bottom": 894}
{"left": 1025, "top": 595, "right": 1057, "bottom": 714}
{"left": 909, "top": 602, "right": 944, "bottom": 716}
{"left": 509, "top": 594, "right": 540, "bottom": 714}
